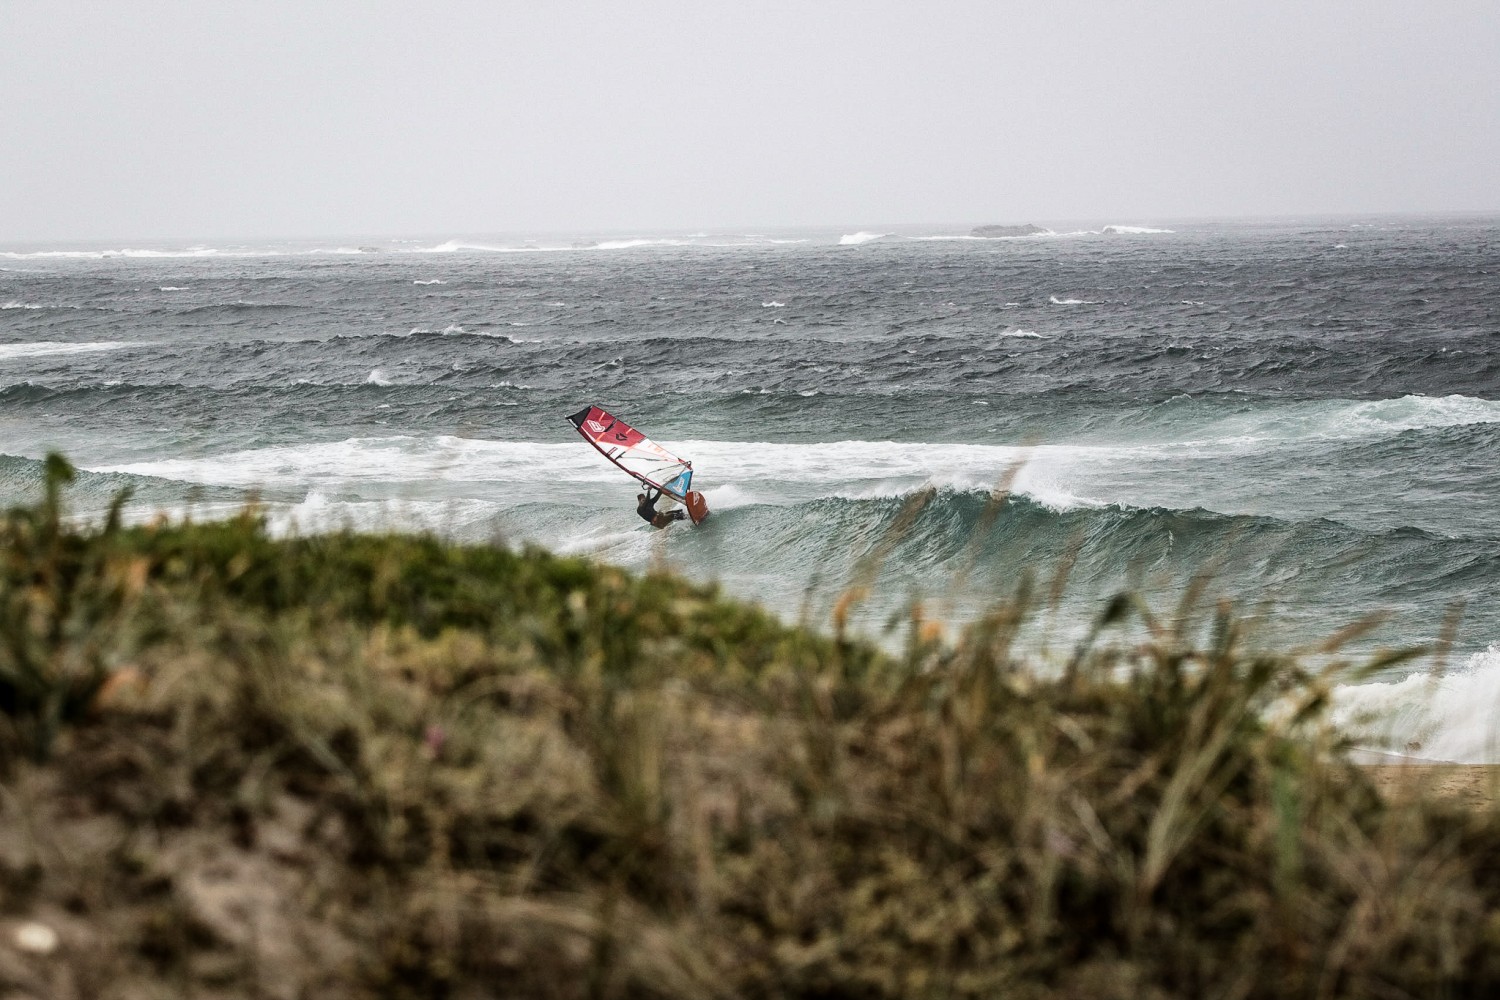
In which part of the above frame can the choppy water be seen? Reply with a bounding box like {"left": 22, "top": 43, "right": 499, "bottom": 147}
{"left": 3, "top": 217, "right": 1498, "bottom": 759}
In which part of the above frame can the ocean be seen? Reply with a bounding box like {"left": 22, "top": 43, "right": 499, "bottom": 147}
{"left": 2, "top": 217, "right": 1498, "bottom": 760}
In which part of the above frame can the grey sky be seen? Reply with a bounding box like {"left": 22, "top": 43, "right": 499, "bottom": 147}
{"left": 3, "top": 1, "right": 1497, "bottom": 241}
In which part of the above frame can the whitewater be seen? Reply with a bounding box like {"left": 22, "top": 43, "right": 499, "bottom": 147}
{"left": 2, "top": 216, "right": 1498, "bottom": 759}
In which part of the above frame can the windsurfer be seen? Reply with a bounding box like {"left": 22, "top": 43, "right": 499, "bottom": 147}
{"left": 637, "top": 488, "right": 686, "bottom": 528}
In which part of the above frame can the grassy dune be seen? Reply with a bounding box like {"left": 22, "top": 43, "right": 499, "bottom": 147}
{"left": 2, "top": 457, "right": 1499, "bottom": 999}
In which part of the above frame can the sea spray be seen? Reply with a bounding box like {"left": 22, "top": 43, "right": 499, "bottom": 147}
{"left": 1332, "top": 645, "right": 1500, "bottom": 763}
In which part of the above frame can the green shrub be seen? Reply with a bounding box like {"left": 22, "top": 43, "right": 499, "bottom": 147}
{"left": 0, "top": 465, "right": 1497, "bottom": 1000}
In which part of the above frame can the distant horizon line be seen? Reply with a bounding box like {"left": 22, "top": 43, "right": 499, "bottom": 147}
{"left": 5, "top": 208, "right": 1498, "bottom": 248}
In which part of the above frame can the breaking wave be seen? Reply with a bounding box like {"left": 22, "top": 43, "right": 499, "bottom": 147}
{"left": 0, "top": 341, "right": 138, "bottom": 360}
{"left": 1333, "top": 645, "right": 1500, "bottom": 763}
{"left": 1100, "top": 225, "right": 1174, "bottom": 235}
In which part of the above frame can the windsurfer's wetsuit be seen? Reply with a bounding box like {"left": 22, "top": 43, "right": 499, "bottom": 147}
{"left": 637, "top": 488, "right": 685, "bottom": 528}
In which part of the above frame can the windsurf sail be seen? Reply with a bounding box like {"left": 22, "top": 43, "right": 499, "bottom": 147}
{"left": 567, "top": 405, "right": 695, "bottom": 500}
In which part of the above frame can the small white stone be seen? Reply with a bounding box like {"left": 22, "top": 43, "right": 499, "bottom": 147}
{"left": 14, "top": 921, "right": 58, "bottom": 955}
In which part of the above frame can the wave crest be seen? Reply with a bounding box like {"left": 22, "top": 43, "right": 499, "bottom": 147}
{"left": 0, "top": 341, "right": 136, "bottom": 360}
{"left": 1333, "top": 645, "right": 1500, "bottom": 763}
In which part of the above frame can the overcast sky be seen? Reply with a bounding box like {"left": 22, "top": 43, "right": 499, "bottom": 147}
{"left": 3, "top": 1, "right": 1497, "bottom": 241}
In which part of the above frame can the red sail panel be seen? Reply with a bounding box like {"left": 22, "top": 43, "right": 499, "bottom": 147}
{"left": 567, "top": 405, "right": 694, "bottom": 499}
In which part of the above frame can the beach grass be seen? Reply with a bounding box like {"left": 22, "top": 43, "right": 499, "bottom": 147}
{"left": 2, "top": 455, "right": 1499, "bottom": 999}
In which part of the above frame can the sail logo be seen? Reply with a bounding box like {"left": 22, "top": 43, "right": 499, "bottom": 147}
{"left": 586, "top": 420, "right": 606, "bottom": 434}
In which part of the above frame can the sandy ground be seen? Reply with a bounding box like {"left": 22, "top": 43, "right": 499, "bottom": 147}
{"left": 1350, "top": 749, "right": 1500, "bottom": 811}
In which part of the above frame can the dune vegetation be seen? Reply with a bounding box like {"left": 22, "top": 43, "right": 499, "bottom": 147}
{"left": 2, "top": 455, "right": 1499, "bottom": 999}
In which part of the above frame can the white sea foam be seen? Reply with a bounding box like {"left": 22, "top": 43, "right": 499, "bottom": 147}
{"left": 698, "top": 483, "right": 754, "bottom": 510}
{"left": 1, "top": 235, "right": 806, "bottom": 260}
{"left": 419, "top": 240, "right": 502, "bottom": 254}
{"left": 761, "top": 301, "right": 786, "bottom": 308}
{"left": 0, "top": 341, "right": 136, "bottom": 360}
{"left": 268, "top": 491, "right": 502, "bottom": 538}
{"left": 593, "top": 238, "right": 692, "bottom": 250}
{"left": 415, "top": 239, "right": 568, "bottom": 254}
{"left": 1337, "top": 394, "right": 1500, "bottom": 434}
{"left": 839, "top": 232, "right": 889, "bottom": 246}
{"left": 366, "top": 369, "right": 392, "bottom": 386}
{"left": 1000, "top": 329, "right": 1042, "bottom": 338}
{"left": 593, "top": 235, "right": 811, "bottom": 250}
{"left": 1100, "top": 225, "right": 1174, "bottom": 235}
{"left": 158, "top": 286, "right": 189, "bottom": 292}
{"left": 117, "top": 492, "right": 505, "bottom": 542}
{"left": 671, "top": 440, "right": 1114, "bottom": 504}
{"left": 1197, "top": 394, "right": 1500, "bottom": 446}
{"left": 1009, "top": 475, "right": 1098, "bottom": 512}
{"left": 85, "top": 435, "right": 1116, "bottom": 504}
{"left": 1, "top": 301, "right": 44, "bottom": 309}
{"left": 92, "top": 392, "right": 1493, "bottom": 507}
{"left": 1049, "top": 295, "right": 1094, "bottom": 305}
{"left": 413, "top": 279, "right": 447, "bottom": 285}
{"left": 91, "top": 436, "right": 551, "bottom": 488}
{"left": 401, "top": 325, "right": 493, "bottom": 338}
{"left": 84, "top": 395, "right": 1494, "bottom": 525}
{"left": 1, "top": 248, "right": 232, "bottom": 259}
{"left": 1332, "top": 645, "right": 1500, "bottom": 763}
{"left": 551, "top": 525, "right": 658, "bottom": 561}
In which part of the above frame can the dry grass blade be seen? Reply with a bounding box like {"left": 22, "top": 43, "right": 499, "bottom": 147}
{"left": 833, "top": 484, "right": 936, "bottom": 634}
{"left": 949, "top": 453, "right": 1030, "bottom": 595}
